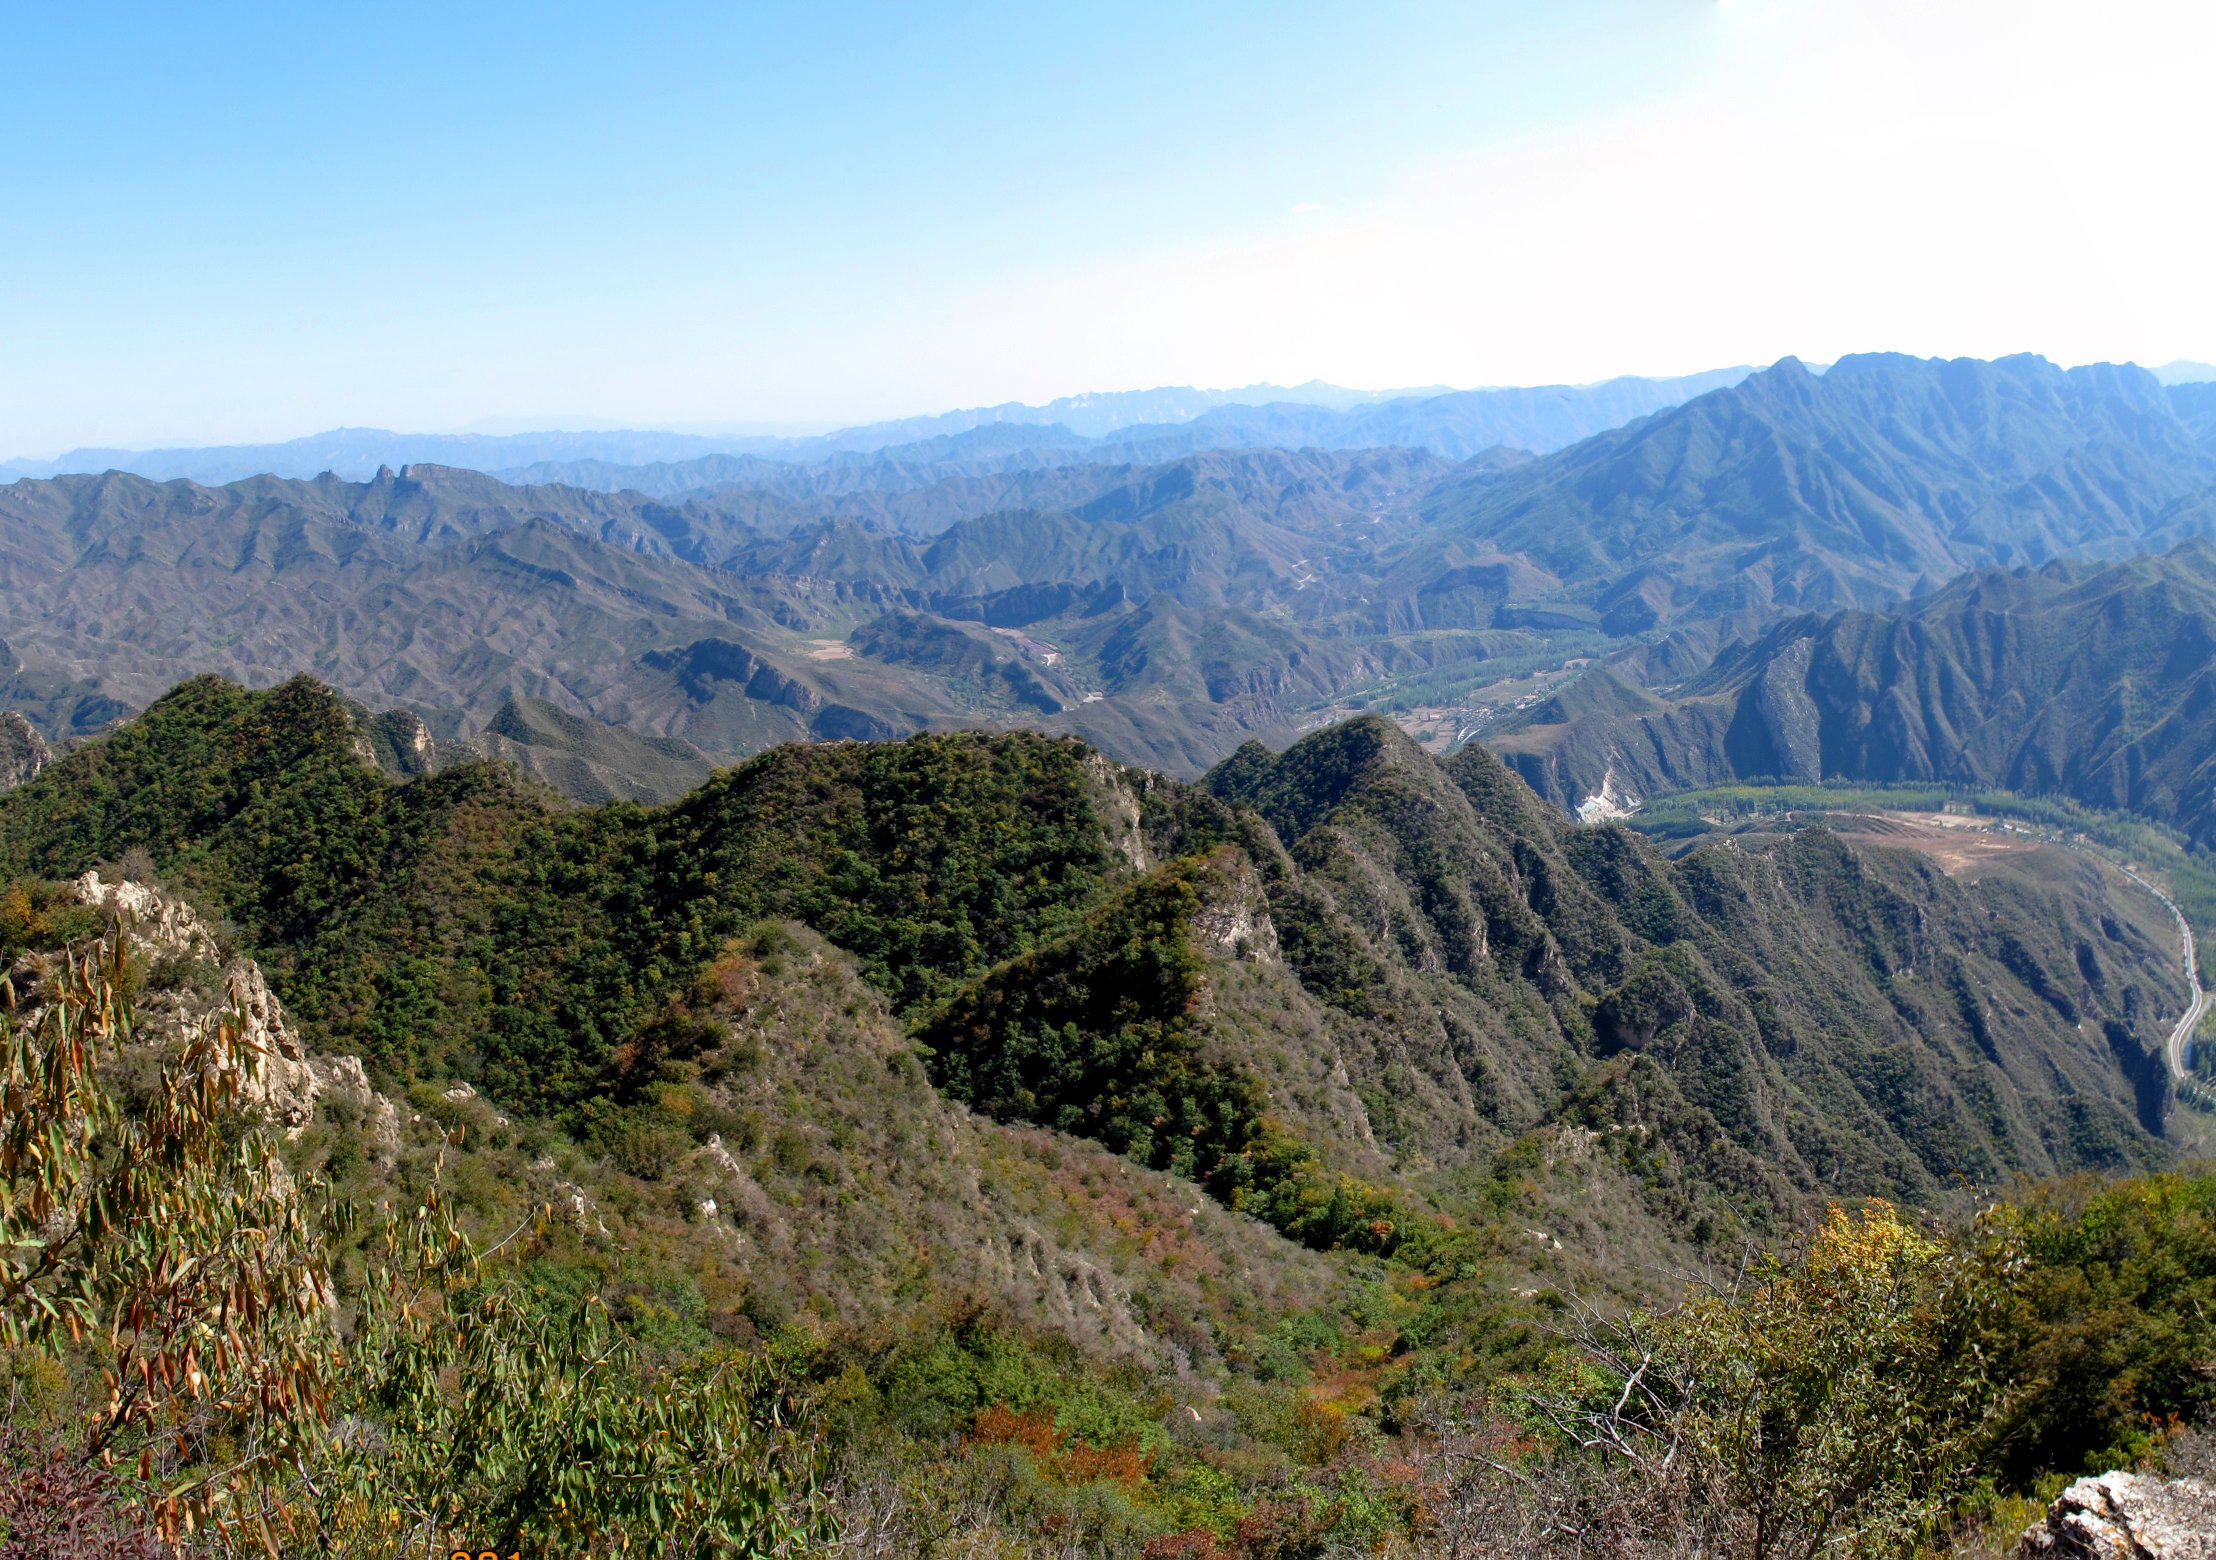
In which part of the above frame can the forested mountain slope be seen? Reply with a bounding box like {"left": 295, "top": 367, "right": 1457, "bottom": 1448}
{"left": 1494, "top": 541, "right": 2216, "bottom": 847}
{"left": 1211, "top": 718, "right": 2192, "bottom": 1191}
{"left": 0, "top": 678, "right": 2189, "bottom": 1270}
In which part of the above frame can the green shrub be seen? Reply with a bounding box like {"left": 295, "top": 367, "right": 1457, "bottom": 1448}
{"left": 1986, "top": 1174, "right": 2216, "bottom": 1481}
{"left": 0, "top": 880, "right": 101, "bottom": 961}
{"left": 605, "top": 1118, "right": 693, "bottom": 1182}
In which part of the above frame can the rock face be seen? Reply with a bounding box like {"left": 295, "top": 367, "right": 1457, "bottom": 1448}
{"left": 0, "top": 712, "right": 48, "bottom": 793}
{"left": 1083, "top": 752, "right": 1150, "bottom": 872}
{"left": 38, "top": 873, "right": 399, "bottom": 1152}
{"left": 2019, "top": 1470, "right": 2216, "bottom": 1557}
{"left": 65, "top": 872, "right": 322, "bottom": 1130}
{"left": 307, "top": 1054, "right": 402, "bottom": 1165}
{"left": 1731, "top": 632, "right": 1824, "bottom": 783}
{"left": 1187, "top": 848, "right": 1280, "bottom": 963}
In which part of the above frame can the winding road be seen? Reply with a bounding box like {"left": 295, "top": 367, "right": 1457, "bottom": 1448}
{"left": 2114, "top": 863, "right": 2207, "bottom": 1081}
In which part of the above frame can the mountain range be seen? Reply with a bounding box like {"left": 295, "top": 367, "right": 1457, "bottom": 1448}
{"left": 8, "top": 351, "right": 2216, "bottom": 843}
{"left": 0, "top": 379, "right": 1437, "bottom": 481}
{"left": 11, "top": 349, "right": 2216, "bottom": 1548}
{"left": 0, "top": 448, "right": 1510, "bottom": 778}
{"left": 2, "top": 679, "right": 2191, "bottom": 1260}
{"left": 0, "top": 368, "right": 1751, "bottom": 486}
{"left": 1, "top": 646, "right": 2209, "bottom": 1552}
{"left": 1394, "top": 353, "right": 2216, "bottom": 637}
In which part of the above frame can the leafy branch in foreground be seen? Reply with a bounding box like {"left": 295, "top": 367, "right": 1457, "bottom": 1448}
{"left": 0, "top": 931, "right": 331, "bottom": 1542}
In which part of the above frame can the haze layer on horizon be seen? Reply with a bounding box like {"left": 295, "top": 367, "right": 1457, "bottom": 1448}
{"left": 4, "top": 0, "right": 2211, "bottom": 454}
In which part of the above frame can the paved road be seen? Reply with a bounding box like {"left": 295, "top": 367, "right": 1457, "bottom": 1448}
{"left": 2114, "top": 863, "right": 2207, "bottom": 1080}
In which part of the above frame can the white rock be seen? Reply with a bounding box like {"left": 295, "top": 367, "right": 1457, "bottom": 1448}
{"left": 69, "top": 871, "right": 317, "bottom": 1130}
{"left": 2019, "top": 1470, "right": 2216, "bottom": 1557}
{"left": 64, "top": 873, "right": 404, "bottom": 1156}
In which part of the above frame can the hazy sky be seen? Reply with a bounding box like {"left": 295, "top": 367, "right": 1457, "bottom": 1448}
{"left": 4, "top": 0, "right": 2212, "bottom": 452}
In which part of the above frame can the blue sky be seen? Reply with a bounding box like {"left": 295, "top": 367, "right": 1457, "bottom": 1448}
{"left": 3, "top": 1, "right": 2210, "bottom": 450}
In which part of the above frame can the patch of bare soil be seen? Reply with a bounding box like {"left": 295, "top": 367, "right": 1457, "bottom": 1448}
{"left": 1827, "top": 811, "right": 2041, "bottom": 877}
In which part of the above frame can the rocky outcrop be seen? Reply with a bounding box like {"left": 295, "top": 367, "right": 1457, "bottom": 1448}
{"left": 2019, "top": 1470, "right": 2216, "bottom": 1557}
{"left": 0, "top": 713, "right": 48, "bottom": 793}
{"left": 1188, "top": 848, "right": 1279, "bottom": 963}
{"left": 67, "top": 872, "right": 321, "bottom": 1130}
{"left": 1574, "top": 765, "right": 1640, "bottom": 825}
{"left": 308, "top": 1054, "right": 402, "bottom": 1165}
{"left": 1083, "top": 752, "right": 1149, "bottom": 872}
{"left": 48, "top": 874, "right": 401, "bottom": 1150}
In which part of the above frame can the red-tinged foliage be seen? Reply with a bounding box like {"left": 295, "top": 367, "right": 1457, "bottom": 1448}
{"left": 1140, "top": 1532, "right": 1230, "bottom": 1560}
{"left": 0, "top": 1432, "right": 168, "bottom": 1559}
{"left": 968, "top": 1401, "right": 1064, "bottom": 1458}
{"left": 1057, "top": 1436, "right": 1151, "bottom": 1490}
{"left": 967, "top": 1402, "right": 1153, "bottom": 1489}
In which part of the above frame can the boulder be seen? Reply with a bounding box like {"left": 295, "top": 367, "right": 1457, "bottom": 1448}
{"left": 2018, "top": 1470, "right": 2216, "bottom": 1558}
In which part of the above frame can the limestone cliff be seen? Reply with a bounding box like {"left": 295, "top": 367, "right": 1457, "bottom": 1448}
{"left": 0, "top": 713, "right": 47, "bottom": 794}
{"left": 9, "top": 872, "right": 400, "bottom": 1157}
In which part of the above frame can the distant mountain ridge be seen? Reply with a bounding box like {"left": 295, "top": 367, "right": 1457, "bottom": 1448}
{"left": 0, "top": 387, "right": 1401, "bottom": 483}
{"left": 0, "top": 427, "right": 757, "bottom": 487}
{"left": 494, "top": 368, "right": 1760, "bottom": 497}
{"left": 1395, "top": 353, "right": 2216, "bottom": 635}
{"left": 1, "top": 369, "right": 1755, "bottom": 487}
{"left": 0, "top": 449, "right": 1502, "bottom": 781}
{"left": 779, "top": 378, "right": 1452, "bottom": 447}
